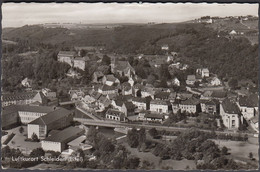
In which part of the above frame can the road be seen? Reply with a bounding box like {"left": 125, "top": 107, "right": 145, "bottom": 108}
{"left": 75, "top": 107, "right": 101, "bottom": 120}
{"left": 74, "top": 118, "right": 255, "bottom": 137}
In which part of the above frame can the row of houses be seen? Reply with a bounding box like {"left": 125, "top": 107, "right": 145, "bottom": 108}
{"left": 1, "top": 89, "right": 58, "bottom": 107}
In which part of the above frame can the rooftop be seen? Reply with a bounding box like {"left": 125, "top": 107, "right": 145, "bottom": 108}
{"left": 44, "top": 127, "right": 84, "bottom": 143}
{"left": 238, "top": 94, "right": 258, "bottom": 107}
{"left": 2, "top": 105, "right": 55, "bottom": 115}
{"left": 221, "top": 99, "right": 241, "bottom": 114}
{"left": 58, "top": 51, "right": 76, "bottom": 57}
{"left": 106, "top": 108, "right": 124, "bottom": 117}
{"left": 29, "top": 108, "right": 72, "bottom": 125}
{"left": 2, "top": 92, "right": 37, "bottom": 101}
{"left": 150, "top": 100, "right": 170, "bottom": 105}
{"left": 180, "top": 97, "right": 200, "bottom": 105}
{"left": 187, "top": 75, "right": 196, "bottom": 81}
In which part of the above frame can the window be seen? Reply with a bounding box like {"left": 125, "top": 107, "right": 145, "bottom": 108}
{"left": 232, "top": 120, "right": 235, "bottom": 127}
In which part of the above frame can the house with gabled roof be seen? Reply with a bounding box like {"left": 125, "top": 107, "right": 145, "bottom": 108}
{"left": 102, "top": 74, "right": 120, "bottom": 86}
{"left": 105, "top": 108, "right": 126, "bottom": 122}
{"left": 179, "top": 97, "right": 201, "bottom": 113}
{"left": 186, "top": 75, "right": 196, "bottom": 85}
{"left": 196, "top": 68, "right": 209, "bottom": 78}
{"left": 92, "top": 71, "right": 104, "bottom": 83}
{"left": 98, "top": 85, "right": 117, "bottom": 95}
{"left": 150, "top": 100, "right": 171, "bottom": 114}
{"left": 200, "top": 99, "right": 219, "bottom": 114}
{"left": 2, "top": 92, "right": 38, "bottom": 107}
{"left": 237, "top": 94, "right": 258, "bottom": 120}
{"left": 111, "top": 59, "right": 135, "bottom": 78}
{"left": 132, "top": 97, "right": 147, "bottom": 110}
{"left": 57, "top": 51, "right": 77, "bottom": 66}
{"left": 220, "top": 98, "right": 242, "bottom": 129}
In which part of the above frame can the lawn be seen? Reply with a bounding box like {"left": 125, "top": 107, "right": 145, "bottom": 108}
{"left": 122, "top": 142, "right": 196, "bottom": 170}
{"left": 6, "top": 126, "right": 41, "bottom": 155}
{"left": 212, "top": 138, "right": 259, "bottom": 163}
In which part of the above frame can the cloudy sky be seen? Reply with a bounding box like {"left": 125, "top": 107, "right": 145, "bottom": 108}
{"left": 2, "top": 3, "right": 258, "bottom": 28}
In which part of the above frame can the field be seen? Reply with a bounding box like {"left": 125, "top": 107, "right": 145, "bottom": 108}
{"left": 212, "top": 138, "right": 259, "bottom": 164}
{"left": 122, "top": 142, "right": 196, "bottom": 170}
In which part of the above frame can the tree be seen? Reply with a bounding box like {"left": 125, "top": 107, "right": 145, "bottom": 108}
{"left": 148, "top": 128, "right": 158, "bottom": 138}
{"left": 80, "top": 49, "right": 87, "bottom": 57}
{"left": 126, "top": 156, "right": 140, "bottom": 169}
{"left": 31, "top": 133, "right": 39, "bottom": 142}
{"left": 221, "top": 146, "right": 228, "bottom": 155}
{"left": 228, "top": 78, "right": 238, "bottom": 89}
{"left": 102, "top": 55, "right": 111, "bottom": 65}
{"left": 30, "top": 148, "right": 45, "bottom": 158}
{"left": 127, "top": 128, "right": 139, "bottom": 148}
{"left": 19, "top": 126, "right": 24, "bottom": 134}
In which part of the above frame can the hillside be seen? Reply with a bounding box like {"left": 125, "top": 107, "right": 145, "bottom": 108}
{"left": 2, "top": 22, "right": 258, "bottom": 90}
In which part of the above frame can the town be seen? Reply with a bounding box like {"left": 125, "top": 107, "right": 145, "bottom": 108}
{"left": 1, "top": 14, "right": 259, "bottom": 170}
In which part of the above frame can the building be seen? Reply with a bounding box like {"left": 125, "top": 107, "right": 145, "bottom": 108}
{"left": 144, "top": 112, "right": 165, "bottom": 123}
{"left": 154, "top": 92, "right": 170, "bottom": 100}
{"left": 220, "top": 99, "right": 242, "bottom": 129}
{"left": 57, "top": 51, "right": 76, "bottom": 66}
{"left": 141, "top": 87, "right": 155, "bottom": 99}
{"left": 73, "top": 57, "right": 86, "bottom": 71}
{"left": 92, "top": 71, "right": 104, "bottom": 83}
{"left": 132, "top": 97, "right": 147, "bottom": 110}
{"left": 237, "top": 94, "right": 258, "bottom": 120}
{"left": 200, "top": 99, "right": 219, "bottom": 114}
{"left": 249, "top": 115, "right": 259, "bottom": 133}
{"left": 229, "top": 30, "right": 237, "bottom": 35}
{"left": 161, "top": 44, "right": 169, "bottom": 50}
{"left": 150, "top": 100, "right": 171, "bottom": 114}
{"left": 21, "top": 78, "right": 32, "bottom": 88}
{"left": 28, "top": 108, "right": 73, "bottom": 139}
{"left": 1, "top": 105, "right": 55, "bottom": 129}
{"left": 210, "top": 77, "right": 222, "bottom": 86}
{"left": 41, "top": 127, "right": 85, "bottom": 152}
{"left": 179, "top": 97, "right": 200, "bottom": 113}
{"left": 105, "top": 108, "right": 125, "bottom": 121}
{"left": 1, "top": 92, "right": 38, "bottom": 107}
{"left": 121, "top": 82, "right": 133, "bottom": 96}
{"left": 111, "top": 59, "right": 135, "bottom": 78}
{"left": 96, "top": 95, "right": 111, "bottom": 111}
{"left": 98, "top": 85, "right": 117, "bottom": 95}
{"left": 1, "top": 106, "right": 20, "bottom": 129}
{"left": 42, "top": 88, "right": 57, "bottom": 98}
{"left": 186, "top": 75, "right": 196, "bottom": 85}
{"left": 196, "top": 68, "right": 209, "bottom": 78}
{"left": 102, "top": 75, "right": 120, "bottom": 86}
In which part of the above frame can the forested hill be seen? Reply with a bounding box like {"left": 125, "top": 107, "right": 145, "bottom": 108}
{"left": 2, "top": 23, "right": 258, "bottom": 84}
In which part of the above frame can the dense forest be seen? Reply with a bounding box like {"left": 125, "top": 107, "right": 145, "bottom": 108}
{"left": 2, "top": 22, "right": 258, "bottom": 93}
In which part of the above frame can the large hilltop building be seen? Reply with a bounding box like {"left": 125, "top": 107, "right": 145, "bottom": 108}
{"left": 111, "top": 58, "right": 135, "bottom": 78}
{"left": 57, "top": 51, "right": 89, "bottom": 71}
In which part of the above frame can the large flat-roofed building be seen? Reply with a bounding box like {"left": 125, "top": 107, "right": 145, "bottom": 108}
{"left": 1, "top": 105, "right": 55, "bottom": 129}
{"left": 28, "top": 108, "right": 73, "bottom": 139}
{"left": 41, "top": 127, "right": 85, "bottom": 152}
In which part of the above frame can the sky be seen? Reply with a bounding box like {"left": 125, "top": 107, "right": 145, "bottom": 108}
{"left": 1, "top": 3, "right": 259, "bottom": 28}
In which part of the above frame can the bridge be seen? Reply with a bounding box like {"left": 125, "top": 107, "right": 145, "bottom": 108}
{"left": 59, "top": 101, "right": 77, "bottom": 106}
{"left": 74, "top": 118, "right": 254, "bottom": 137}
